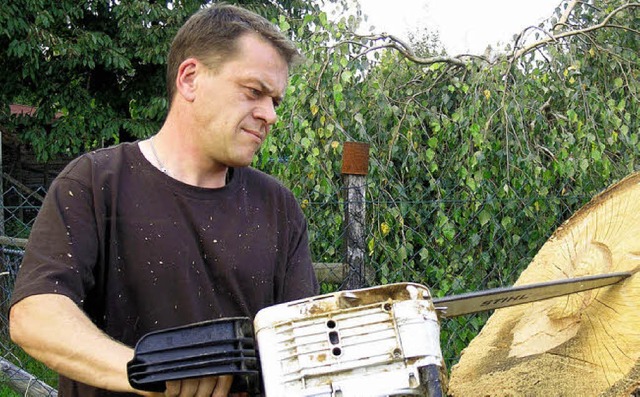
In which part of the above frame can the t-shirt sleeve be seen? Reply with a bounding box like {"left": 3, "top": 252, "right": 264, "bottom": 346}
{"left": 10, "top": 167, "right": 100, "bottom": 309}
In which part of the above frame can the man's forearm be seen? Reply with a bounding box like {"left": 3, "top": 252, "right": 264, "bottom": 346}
{"left": 9, "top": 294, "right": 142, "bottom": 394}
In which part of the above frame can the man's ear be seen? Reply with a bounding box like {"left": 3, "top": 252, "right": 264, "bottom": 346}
{"left": 175, "top": 58, "right": 199, "bottom": 102}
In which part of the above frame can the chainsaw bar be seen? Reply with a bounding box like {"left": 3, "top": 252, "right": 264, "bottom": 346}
{"left": 433, "top": 271, "right": 632, "bottom": 318}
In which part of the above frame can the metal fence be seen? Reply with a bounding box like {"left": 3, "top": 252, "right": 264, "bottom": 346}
{"left": 1, "top": 182, "right": 57, "bottom": 396}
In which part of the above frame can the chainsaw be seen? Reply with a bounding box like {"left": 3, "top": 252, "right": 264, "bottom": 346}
{"left": 127, "top": 271, "right": 631, "bottom": 396}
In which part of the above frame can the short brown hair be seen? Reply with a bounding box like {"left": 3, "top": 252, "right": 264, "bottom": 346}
{"left": 166, "top": 4, "right": 300, "bottom": 103}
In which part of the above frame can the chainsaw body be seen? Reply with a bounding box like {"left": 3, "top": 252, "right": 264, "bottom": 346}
{"left": 254, "top": 283, "right": 445, "bottom": 396}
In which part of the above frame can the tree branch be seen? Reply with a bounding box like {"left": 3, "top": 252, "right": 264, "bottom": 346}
{"left": 350, "top": 2, "right": 639, "bottom": 67}
{"left": 553, "top": 0, "right": 580, "bottom": 34}
{"left": 510, "top": 3, "right": 640, "bottom": 61}
{"left": 353, "top": 33, "right": 482, "bottom": 66}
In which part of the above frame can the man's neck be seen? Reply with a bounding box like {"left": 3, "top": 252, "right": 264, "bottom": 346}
{"left": 141, "top": 125, "right": 229, "bottom": 188}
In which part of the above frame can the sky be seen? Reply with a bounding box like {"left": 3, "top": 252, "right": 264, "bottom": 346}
{"left": 352, "top": 0, "right": 562, "bottom": 55}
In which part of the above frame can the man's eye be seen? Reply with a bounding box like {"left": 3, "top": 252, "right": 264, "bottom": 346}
{"left": 248, "top": 88, "right": 261, "bottom": 97}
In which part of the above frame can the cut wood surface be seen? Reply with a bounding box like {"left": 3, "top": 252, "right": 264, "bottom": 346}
{"left": 448, "top": 172, "right": 640, "bottom": 397}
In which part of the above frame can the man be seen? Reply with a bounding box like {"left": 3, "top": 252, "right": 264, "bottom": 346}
{"left": 9, "top": 4, "right": 318, "bottom": 396}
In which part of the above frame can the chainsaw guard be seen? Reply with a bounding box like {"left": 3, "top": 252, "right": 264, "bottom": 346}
{"left": 127, "top": 317, "right": 260, "bottom": 394}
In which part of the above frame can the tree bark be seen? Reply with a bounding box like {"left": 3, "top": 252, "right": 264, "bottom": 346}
{"left": 448, "top": 172, "right": 640, "bottom": 397}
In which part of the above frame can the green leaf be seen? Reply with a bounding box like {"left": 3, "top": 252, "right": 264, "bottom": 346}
{"left": 477, "top": 210, "right": 491, "bottom": 226}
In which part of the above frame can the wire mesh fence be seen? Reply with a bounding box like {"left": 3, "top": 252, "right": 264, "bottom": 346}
{"left": 301, "top": 177, "right": 593, "bottom": 365}
{"left": 1, "top": 181, "right": 57, "bottom": 396}
{"left": 1, "top": 247, "right": 58, "bottom": 397}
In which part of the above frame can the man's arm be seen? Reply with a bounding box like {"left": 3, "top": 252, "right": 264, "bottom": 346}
{"left": 10, "top": 294, "right": 234, "bottom": 397}
{"left": 10, "top": 293, "right": 145, "bottom": 393}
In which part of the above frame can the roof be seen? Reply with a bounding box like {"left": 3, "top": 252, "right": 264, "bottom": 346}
{"left": 9, "top": 104, "right": 37, "bottom": 116}
{"left": 9, "top": 104, "right": 62, "bottom": 119}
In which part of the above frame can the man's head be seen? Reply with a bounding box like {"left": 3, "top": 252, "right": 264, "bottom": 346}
{"left": 166, "top": 4, "right": 300, "bottom": 104}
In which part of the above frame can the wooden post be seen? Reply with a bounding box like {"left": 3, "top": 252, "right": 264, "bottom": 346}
{"left": 0, "top": 358, "right": 58, "bottom": 397}
{"left": 0, "top": 236, "right": 28, "bottom": 248}
{"left": 0, "top": 129, "right": 4, "bottom": 237}
{"left": 341, "top": 142, "right": 371, "bottom": 290}
{"left": 0, "top": 130, "right": 5, "bottom": 277}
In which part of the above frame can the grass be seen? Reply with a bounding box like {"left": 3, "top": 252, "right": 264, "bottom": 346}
{"left": 0, "top": 384, "right": 23, "bottom": 396}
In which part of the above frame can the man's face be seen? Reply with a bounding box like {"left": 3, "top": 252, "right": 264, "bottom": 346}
{"left": 191, "top": 33, "right": 289, "bottom": 168}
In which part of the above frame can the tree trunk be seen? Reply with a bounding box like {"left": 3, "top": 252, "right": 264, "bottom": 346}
{"left": 448, "top": 172, "right": 640, "bottom": 397}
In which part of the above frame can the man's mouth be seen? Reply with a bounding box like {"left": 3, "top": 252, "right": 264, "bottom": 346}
{"left": 242, "top": 128, "right": 265, "bottom": 143}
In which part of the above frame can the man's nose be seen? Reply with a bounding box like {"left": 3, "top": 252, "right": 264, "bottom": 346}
{"left": 254, "top": 98, "right": 278, "bottom": 125}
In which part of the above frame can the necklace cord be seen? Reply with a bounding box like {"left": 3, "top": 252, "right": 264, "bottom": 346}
{"left": 149, "top": 136, "right": 231, "bottom": 183}
{"left": 149, "top": 136, "right": 168, "bottom": 174}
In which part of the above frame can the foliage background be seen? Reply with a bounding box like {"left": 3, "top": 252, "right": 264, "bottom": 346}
{"left": 0, "top": 0, "right": 639, "bottom": 393}
{"left": 262, "top": 0, "right": 639, "bottom": 363}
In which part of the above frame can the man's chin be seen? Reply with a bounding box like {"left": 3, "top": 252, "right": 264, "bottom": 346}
{"left": 225, "top": 147, "right": 261, "bottom": 168}
{"left": 227, "top": 156, "right": 255, "bottom": 168}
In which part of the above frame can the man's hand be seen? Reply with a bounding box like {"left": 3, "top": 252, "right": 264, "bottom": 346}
{"left": 163, "top": 375, "right": 232, "bottom": 397}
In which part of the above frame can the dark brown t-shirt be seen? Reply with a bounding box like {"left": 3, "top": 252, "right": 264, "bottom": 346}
{"left": 11, "top": 142, "right": 318, "bottom": 396}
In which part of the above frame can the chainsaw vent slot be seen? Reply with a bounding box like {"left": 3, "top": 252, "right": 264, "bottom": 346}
{"left": 326, "top": 319, "right": 337, "bottom": 329}
{"left": 332, "top": 347, "right": 342, "bottom": 357}
{"left": 328, "top": 331, "right": 340, "bottom": 345}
